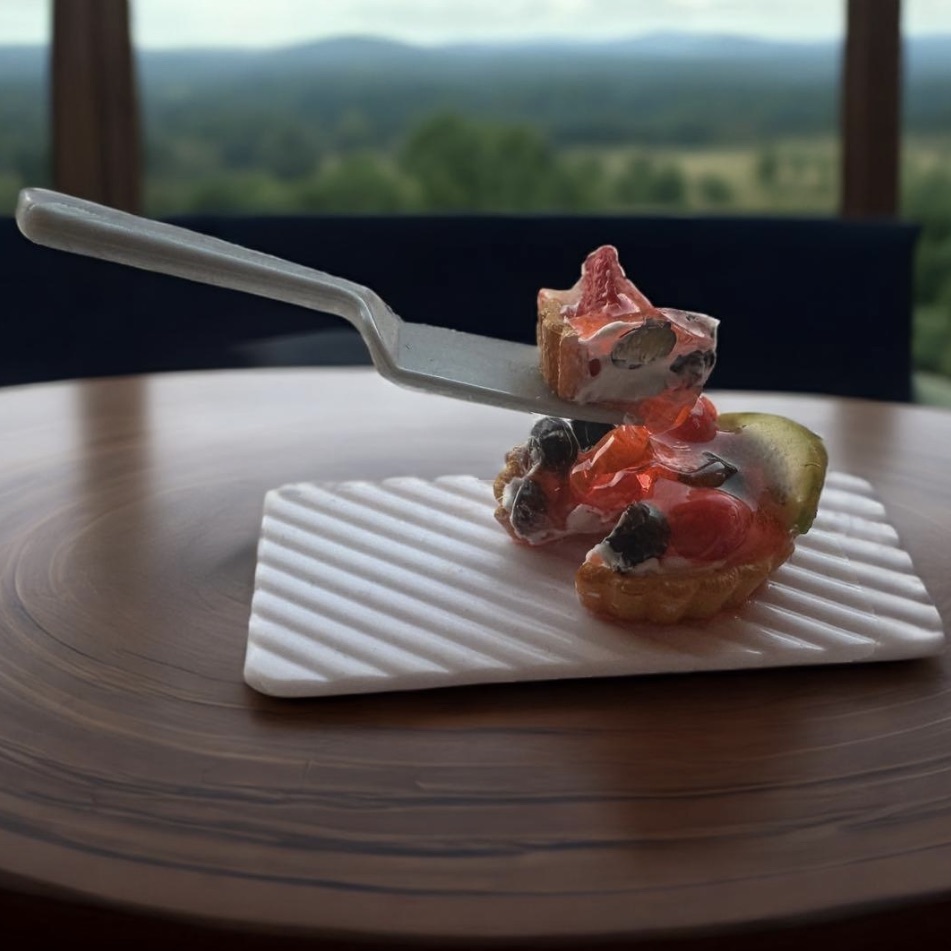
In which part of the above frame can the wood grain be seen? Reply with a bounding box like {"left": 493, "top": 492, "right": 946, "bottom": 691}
{"left": 0, "top": 370, "right": 949, "bottom": 948}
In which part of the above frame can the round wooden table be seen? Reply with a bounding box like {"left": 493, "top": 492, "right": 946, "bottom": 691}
{"left": 1, "top": 369, "right": 950, "bottom": 949}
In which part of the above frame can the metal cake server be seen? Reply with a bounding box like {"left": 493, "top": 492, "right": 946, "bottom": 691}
{"left": 16, "top": 188, "right": 626, "bottom": 423}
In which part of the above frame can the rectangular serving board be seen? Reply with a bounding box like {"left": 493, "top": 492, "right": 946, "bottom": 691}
{"left": 244, "top": 472, "right": 944, "bottom": 698}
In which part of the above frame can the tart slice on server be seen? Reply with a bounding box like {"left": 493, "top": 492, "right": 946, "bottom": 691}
{"left": 537, "top": 245, "right": 718, "bottom": 433}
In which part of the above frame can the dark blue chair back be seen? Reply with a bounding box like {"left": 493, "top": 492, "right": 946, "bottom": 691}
{"left": 1, "top": 214, "right": 917, "bottom": 401}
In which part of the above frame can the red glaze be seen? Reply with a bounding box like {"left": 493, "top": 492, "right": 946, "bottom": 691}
{"left": 563, "top": 399, "right": 785, "bottom": 566}
{"left": 665, "top": 395, "right": 718, "bottom": 443}
{"left": 511, "top": 396, "right": 790, "bottom": 569}
{"left": 570, "top": 425, "right": 654, "bottom": 510}
{"left": 666, "top": 489, "right": 753, "bottom": 561}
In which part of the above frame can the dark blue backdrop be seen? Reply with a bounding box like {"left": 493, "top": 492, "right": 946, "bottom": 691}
{"left": 0, "top": 213, "right": 917, "bottom": 401}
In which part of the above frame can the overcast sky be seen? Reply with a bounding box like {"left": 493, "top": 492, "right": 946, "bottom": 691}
{"left": 1, "top": 0, "right": 949, "bottom": 48}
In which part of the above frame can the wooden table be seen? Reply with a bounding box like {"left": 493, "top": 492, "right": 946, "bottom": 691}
{"left": 1, "top": 369, "right": 949, "bottom": 949}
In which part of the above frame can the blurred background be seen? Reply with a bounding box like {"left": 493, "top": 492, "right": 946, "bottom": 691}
{"left": 1, "top": 0, "right": 949, "bottom": 400}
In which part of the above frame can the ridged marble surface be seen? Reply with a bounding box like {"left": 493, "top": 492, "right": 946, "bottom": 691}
{"left": 245, "top": 472, "right": 944, "bottom": 697}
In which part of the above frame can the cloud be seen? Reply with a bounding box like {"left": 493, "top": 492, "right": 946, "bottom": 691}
{"left": 0, "top": 0, "right": 48, "bottom": 43}
{"left": 128, "top": 0, "right": 845, "bottom": 47}
{"left": 1, "top": 0, "right": 946, "bottom": 48}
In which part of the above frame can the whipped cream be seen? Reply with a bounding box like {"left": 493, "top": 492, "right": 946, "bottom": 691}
{"left": 571, "top": 308, "right": 719, "bottom": 412}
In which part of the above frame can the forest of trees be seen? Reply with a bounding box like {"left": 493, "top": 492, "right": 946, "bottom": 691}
{"left": 1, "top": 33, "right": 951, "bottom": 383}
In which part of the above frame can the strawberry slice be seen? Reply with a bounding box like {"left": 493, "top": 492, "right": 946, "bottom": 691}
{"left": 574, "top": 246, "right": 653, "bottom": 319}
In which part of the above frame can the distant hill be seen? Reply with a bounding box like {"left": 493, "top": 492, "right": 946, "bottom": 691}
{"left": 3, "top": 30, "right": 949, "bottom": 75}
{"left": 1, "top": 30, "right": 949, "bottom": 79}
{"left": 0, "top": 31, "right": 948, "bottom": 184}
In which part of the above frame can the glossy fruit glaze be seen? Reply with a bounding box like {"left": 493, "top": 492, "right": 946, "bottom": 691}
{"left": 517, "top": 397, "right": 787, "bottom": 571}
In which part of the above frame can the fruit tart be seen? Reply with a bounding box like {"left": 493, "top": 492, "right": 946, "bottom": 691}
{"left": 495, "top": 247, "right": 828, "bottom": 624}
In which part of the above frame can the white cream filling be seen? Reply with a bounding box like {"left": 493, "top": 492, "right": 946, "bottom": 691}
{"left": 577, "top": 319, "right": 642, "bottom": 344}
{"left": 586, "top": 541, "right": 656, "bottom": 573}
{"left": 565, "top": 504, "right": 618, "bottom": 535}
{"left": 587, "top": 541, "right": 726, "bottom": 576}
{"left": 575, "top": 357, "right": 673, "bottom": 405}
{"left": 501, "top": 477, "right": 522, "bottom": 512}
{"left": 503, "top": 468, "right": 617, "bottom": 546}
{"left": 570, "top": 310, "right": 719, "bottom": 408}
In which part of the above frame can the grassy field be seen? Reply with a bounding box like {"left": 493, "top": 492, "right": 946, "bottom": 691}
{"left": 914, "top": 371, "right": 951, "bottom": 407}
{"left": 4, "top": 134, "right": 947, "bottom": 220}
{"left": 569, "top": 137, "right": 841, "bottom": 213}
{"left": 572, "top": 135, "right": 951, "bottom": 216}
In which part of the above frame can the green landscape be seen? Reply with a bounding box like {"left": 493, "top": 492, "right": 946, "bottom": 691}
{"left": 2, "top": 33, "right": 950, "bottom": 397}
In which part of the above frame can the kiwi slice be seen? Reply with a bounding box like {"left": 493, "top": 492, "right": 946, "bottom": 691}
{"left": 717, "top": 413, "right": 828, "bottom": 535}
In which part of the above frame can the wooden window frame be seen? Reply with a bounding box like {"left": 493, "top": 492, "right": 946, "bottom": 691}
{"left": 841, "top": 0, "right": 902, "bottom": 218}
{"left": 51, "top": 0, "right": 141, "bottom": 213}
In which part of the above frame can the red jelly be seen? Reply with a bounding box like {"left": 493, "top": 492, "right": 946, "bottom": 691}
{"left": 666, "top": 488, "right": 753, "bottom": 561}
{"left": 664, "top": 395, "right": 718, "bottom": 444}
{"left": 563, "top": 402, "right": 784, "bottom": 567}
{"left": 570, "top": 425, "right": 654, "bottom": 510}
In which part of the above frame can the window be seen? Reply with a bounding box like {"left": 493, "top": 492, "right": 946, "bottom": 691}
{"left": 131, "top": 1, "right": 851, "bottom": 217}
{"left": 904, "top": 0, "right": 951, "bottom": 399}
{"left": 0, "top": 0, "right": 50, "bottom": 211}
